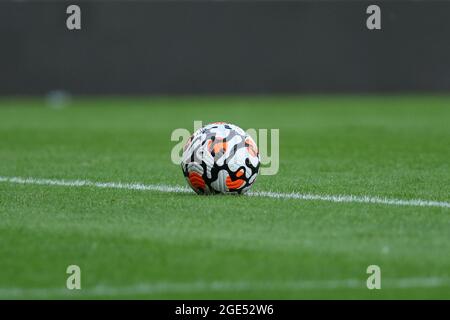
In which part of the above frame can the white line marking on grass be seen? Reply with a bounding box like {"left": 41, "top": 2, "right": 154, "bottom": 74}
{"left": 0, "top": 277, "right": 449, "bottom": 298}
{"left": 247, "top": 190, "right": 450, "bottom": 209}
{"left": 0, "top": 176, "right": 191, "bottom": 194}
{"left": 0, "top": 176, "right": 449, "bottom": 209}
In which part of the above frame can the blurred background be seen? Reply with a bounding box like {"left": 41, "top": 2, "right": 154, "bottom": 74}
{"left": 1, "top": 0, "right": 450, "bottom": 95}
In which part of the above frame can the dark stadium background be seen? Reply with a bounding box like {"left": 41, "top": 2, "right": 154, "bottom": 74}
{"left": 1, "top": 1, "right": 450, "bottom": 95}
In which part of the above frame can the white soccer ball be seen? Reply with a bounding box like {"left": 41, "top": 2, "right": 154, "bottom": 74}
{"left": 181, "top": 122, "right": 260, "bottom": 194}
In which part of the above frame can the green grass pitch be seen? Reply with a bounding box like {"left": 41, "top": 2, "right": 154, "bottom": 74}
{"left": 0, "top": 96, "right": 449, "bottom": 299}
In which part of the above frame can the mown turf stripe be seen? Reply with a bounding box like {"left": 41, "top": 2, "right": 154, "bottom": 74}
{"left": 1, "top": 176, "right": 449, "bottom": 209}
{"left": 0, "top": 277, "right": 449, "bottom": 298}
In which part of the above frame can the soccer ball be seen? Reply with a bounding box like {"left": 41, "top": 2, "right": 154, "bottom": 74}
{"left": 181, "top": 122, "right": 260, "bottom": 194}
